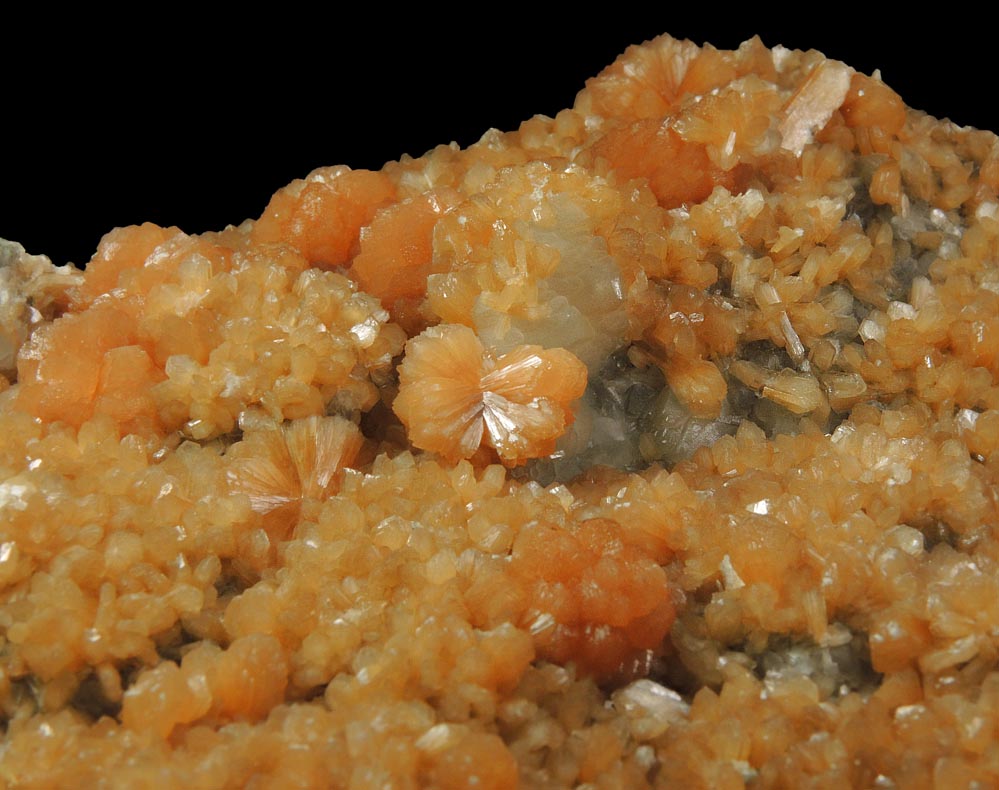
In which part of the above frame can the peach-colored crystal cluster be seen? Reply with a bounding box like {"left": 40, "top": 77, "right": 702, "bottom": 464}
{"left": 2, "top": 33, "right": 999, "bottom": 788}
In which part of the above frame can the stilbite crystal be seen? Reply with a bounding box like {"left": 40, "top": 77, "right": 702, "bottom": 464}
{"left": 2, "top": 31, "right": 999, "bottom": 788}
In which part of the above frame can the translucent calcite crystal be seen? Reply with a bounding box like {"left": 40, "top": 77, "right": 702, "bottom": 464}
{"left": 3, "top": 32, "right": 999, "bottom": 788}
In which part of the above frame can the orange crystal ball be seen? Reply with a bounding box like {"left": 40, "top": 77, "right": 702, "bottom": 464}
{"left": 393, "top": 324, "right": 588, "bottom": 465}
{"left": 2, "top": 31, "right": 999, "bottom": 789}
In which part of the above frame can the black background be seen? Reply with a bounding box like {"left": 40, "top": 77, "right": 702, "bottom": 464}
{"left": 5, "top": 16, "right": 994, "bottom": 266}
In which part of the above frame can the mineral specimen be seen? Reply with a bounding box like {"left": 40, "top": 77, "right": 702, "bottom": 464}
{"left": 2, "top": 32, "right": 999, "bottom": 788}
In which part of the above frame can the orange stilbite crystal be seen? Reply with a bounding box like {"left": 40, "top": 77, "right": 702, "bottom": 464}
{"left": 5, "top": 30, "right": 999, "bottom": 790}
{"left": 226, "top": 415, "right": 364, "bottom": 523}
{"left": 510, "top": 517, "right": 675, "bottom": 680}
{"left": 393, "top": 324, "right": 587, "bottom": 464}
{"left": 350, "top": 190, "right": 457, "bottom": 329}
{"left": 252, "top": 166, "right": 396, "bottom": 268}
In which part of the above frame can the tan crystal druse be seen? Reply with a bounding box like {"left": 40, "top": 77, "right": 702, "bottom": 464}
{"left": 2, "top": 33, "right": 999, "bottom": 788}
